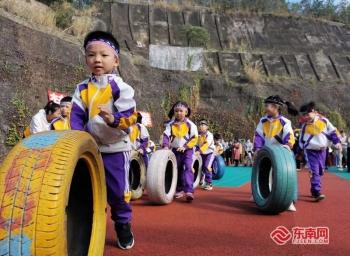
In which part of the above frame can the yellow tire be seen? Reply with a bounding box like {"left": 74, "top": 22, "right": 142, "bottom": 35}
{"left": 129, "top": 151, "right": 146, "bottom": 200}
{"left": 0, "top": 130, "right": 106, "bottom": 256}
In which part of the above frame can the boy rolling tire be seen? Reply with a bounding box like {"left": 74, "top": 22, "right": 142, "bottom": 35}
{"left": 212, "top": 155, "right": 225, "bottom": 180}
{"left": 0, "top": 131, "right": 106, "bottom": 256}
{"left": 146, "top": 150, "right": 178, "bottom": 205}
{"left": 251, "top": 144, "right": 297, "bottom": 214}
{"left": 192, "top": 154, "right": 203, "bottom": 189}
{"left": 129, "top": 151, "right": 146, "bottom": 200}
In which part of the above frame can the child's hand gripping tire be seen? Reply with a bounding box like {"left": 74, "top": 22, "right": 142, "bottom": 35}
{"left": 146, "top": 150, "right": 177, "bottom": 205}
{"left": 0, "top": 131, "right": 106, "bottom": 256}
{"left": 129, "top": 151, "right": 146, "bottom": 200}
{"left": 251, "top": 145, "right": 297, "bottom": 214}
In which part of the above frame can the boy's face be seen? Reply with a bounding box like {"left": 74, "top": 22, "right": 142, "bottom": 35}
{"left": 85, "top": 44, "right": 119, "bottom": 75}
{"left": 303, "top": 111, "right": 316, "bottom": 122}
{"left": 174, "top": 107, "right": 187, "bottom": 121}
{"left": 265, "top": 103, "right": 279, "bottom": 117}
{"left": 199, "top": 124, "right": 208, "bottom": 132}
{"left": 60, "top": 103, "right": 72, "bottom": 118}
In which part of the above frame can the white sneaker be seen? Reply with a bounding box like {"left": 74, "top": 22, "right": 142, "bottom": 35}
{"left": 287, "top": 202, "right": 296, "bottom": 212}
{"left": 174, "top": 191, "right": 184, "bottom": 199}
{"left": 203, "top": 184, "right": 213, "bottom": 191}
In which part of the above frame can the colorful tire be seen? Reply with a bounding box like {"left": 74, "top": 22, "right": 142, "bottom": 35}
{"left": 129, "top": 151, "right": 146, "bottom": 200}
{"left": 0, "top": 131, "right": 106, "bottom": 255}
{"left": 146, "top": 150, "right": 177, "bottom": 205}
{"left": 192, "top": 154, "right": 203, "bottom": 188}
{"left": 251, "top": 145, "right": 297, "bottom": 214}
{"left": 212, "top": 155, "right": 225, "bottom": 180}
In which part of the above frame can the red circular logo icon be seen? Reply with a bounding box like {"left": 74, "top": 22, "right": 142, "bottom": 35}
{"left": 270, "top": 226, "right": 292, "bottom": 245}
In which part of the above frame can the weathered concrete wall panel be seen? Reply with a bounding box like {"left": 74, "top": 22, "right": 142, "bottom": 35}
{"left": 149, "top": 45, "right": 203, "bottom": 71}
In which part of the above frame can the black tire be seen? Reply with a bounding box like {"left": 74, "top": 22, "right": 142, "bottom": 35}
{"left": 192, "top": 154, "right": 203, "bottom": 188}
{"left": 212, "top": 155, "right": 225, "bottom": 180}
{"left": 251, "top": 145, "right": 297, "bottom": 214}
{"left": 146, "top": 150, "right": 178, "bottom": 204}
{"left": 129, "top": 151, "right": 146, "bottom": 200}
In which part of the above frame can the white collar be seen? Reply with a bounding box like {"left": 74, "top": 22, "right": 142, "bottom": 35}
{"left": 90, "top": 74, "right": 118, "bottom": 87}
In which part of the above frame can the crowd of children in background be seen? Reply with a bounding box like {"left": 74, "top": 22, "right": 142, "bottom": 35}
{"left": 22, "top": 29, "right": 348, "bottom": 251}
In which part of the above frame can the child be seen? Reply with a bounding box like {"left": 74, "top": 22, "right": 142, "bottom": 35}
{"left": 214, "top": 133, "right": 224, "bottom": 156}
{"left": 129, "top": 112, "right": 150, "bottom": 167}
{"left": 197, "top": 119, "right": 215, "bottom": 191}
{"left": 51, "top": 96, "right": 72, "bottom": 130}
{"left": 299, "top": 102, "right": 341, "bottom": 202}
{"left": 162, "top": 101, "right": 198, "bottom": 202}
{"left": 29, "top": 101, "right": 60, "bottom": 135}
{"left": 253, "top": 95, "right": 299, "bottom": 211}
{"left": 70, "top": 31, "right": 137, "bottom": 249}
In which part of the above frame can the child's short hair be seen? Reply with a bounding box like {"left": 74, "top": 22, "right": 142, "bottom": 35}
{"left": 199, "top": 119, "right": 209, "bottom": 126}
{"left": 60, "top": 96, "right": 72, "bottom": 104}
{"left": 264, "top": 95, "right": 299, "bottom": 116}
{"left": 168, "top": 101, "right": 191, "bottom": 119}
{"left": 137, "top": 112, "right": 143, "bottom": 124}
{"left": 214, "top": 133, "right": 222, "bottom": 140}
{"left": 44, "top": 101, "right": 60, "bottom": 115}
{"left": 300, "top": 102, "right": 316, "bottom": 115}
{"left": 84, "top": 31, "right": 120, "bottom": 54}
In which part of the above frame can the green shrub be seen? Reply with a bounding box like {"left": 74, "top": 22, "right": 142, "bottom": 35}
{"left": 6, "top": 93, "right": 31, "bottom": 146}
{"left": 328, "top": 110, "right": 347, "bottom": 131}
{"left": 181, "top": 25, "right": 210, "bottom": 47}
{"left": 52, "top": 1, "right": 75, "bottom": 29}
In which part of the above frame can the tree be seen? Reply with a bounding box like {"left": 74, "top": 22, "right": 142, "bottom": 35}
{"left": 338, "top": 0, "right": 350, "bottom": 24}
{"left": 37, "top": 0, "right": 92, "bottom": 8}
{"left": 287, "top": 0, "right": 350, "bottom": 25}
{"left": 319, "top": 0, "right": 337, "bottom": 19}
{"left": 299, "top": 0, "right": 312, "bottom": 15}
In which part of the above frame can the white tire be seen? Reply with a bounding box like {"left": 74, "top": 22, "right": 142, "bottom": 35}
{"left": 146, "top": 149, "right": 178, "bottom": 204}
{"left": 129, "top": 151, "right": 147, "bottom": 200}
{"left": 192, "top": 154, "right": 203, "bottom": 188}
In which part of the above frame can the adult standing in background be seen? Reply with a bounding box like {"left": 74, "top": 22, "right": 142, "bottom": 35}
{"left": 232, "top": 140, "right": 241, "bottom": 166}
{"left": 340, "top": 131, "right": 347, "bottom": 169}
{"left": 244, "top": 139, "right": 254, "bottom": 166}
{"left": 224, "top": 141, "right": 232, "bottom": 165}
{"left": 347, "top": 132, "right": 350, "bottom": 172}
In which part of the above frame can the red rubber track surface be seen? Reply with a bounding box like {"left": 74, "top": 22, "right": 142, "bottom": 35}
{"left": 104, "top": 170, "right": 350, "bottom": 256}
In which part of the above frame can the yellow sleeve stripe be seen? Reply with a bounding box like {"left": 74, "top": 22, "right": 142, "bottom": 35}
{"left": 118, "top": 112, "right": 137, "bottom": 130}
{"left": 186, "top": 136, "right": 198, "bottom": 149}
{"left": 200, "top": 142, "right": 209, "bottom": 153}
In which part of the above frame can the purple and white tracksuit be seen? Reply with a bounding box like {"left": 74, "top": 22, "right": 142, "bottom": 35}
{"left": 162, "top": 118, "right": 198, "bottom": 193}
{"left": 198, "top": 131, "right": 215, "bottom": 184}
{"left": 299, "top": 115, "right": 340, "bottom": 196}
{"left": 129, "top": 123, "right": 150, "bottom": 168}
{"left": 70, "top": 74, "right": 137, "bottom": 224}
